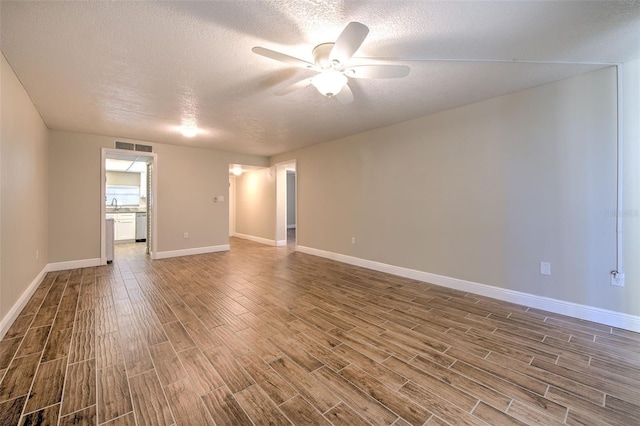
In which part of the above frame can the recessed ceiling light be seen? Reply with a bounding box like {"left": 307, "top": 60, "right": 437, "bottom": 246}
{"left": 181, "top": 126, "right": 198, "bottom": 137}
{"left": 231, "top": 166, "right": 243, "bottom": 176}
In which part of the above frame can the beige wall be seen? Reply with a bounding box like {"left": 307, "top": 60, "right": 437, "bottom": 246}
{"left": 235, "top": 167, "right": 276, "bottom": 241}
{"left": 622, "top": 59, "right": 640, "bottom": 312}
{"left": 273, "top": 66, "right": 639, "bottom": 316}
{"left": 229, "top": 176, "right": 236, "bottom": 236}
{"left": 275, "top": 164, "right": 287, "bottom": 244}
{"left": 0, "top": 54, "right": 49, "bottom": 319}
{"left": 48, "top": 130, "right": 268, "bottom": 262}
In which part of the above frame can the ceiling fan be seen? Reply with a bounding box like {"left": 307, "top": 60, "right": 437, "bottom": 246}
{"left": 252, "top": 22, "right": 410, "bottom": 104}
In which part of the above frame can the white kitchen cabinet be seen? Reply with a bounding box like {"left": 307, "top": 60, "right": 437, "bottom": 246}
{"left": 117, "top": 213, "right": 136, "bottom": 240}
{"left": 107, "top": 212, "right": 136, "bottom": 241}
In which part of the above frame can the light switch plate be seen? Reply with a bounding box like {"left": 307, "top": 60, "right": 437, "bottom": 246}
{"left": 540, "top": 262, "right": 551, "bottom": 275}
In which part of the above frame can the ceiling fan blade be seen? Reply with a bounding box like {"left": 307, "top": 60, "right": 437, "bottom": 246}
{"left": 275, "top": 78, "right": 312, "bottom": 96}
{"left": 252, "top": 47, "right": 317, "bottom": 70}
{"left": 329, "top": 22, "right": 369, "bottom": 67}
{"left": 345, "top": 65, "right": 410, "bottom": 79}
{"left": 335, "top": 83, "right": 354, "bottom": 104}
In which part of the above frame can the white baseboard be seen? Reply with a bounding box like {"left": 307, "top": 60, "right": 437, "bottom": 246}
{"left": 296, "top": 246, "right": 640, "bottom": 333}
{"left": 47, "top": 258, "right": 102, "bottom": 272}
{"left": 0, "top": 265, "right": 48, "bottom": 340}
{"left": 234, "top": 233, "right": 277, "bottom": 246}
{"left": 154, "top": 245, "right": 230, "bottom": 260}
{"left": 276, "top": 240, "right": 287, "bottom": 247}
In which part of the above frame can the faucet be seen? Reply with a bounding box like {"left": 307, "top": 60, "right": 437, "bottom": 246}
{"left": 110, "top": 198, "right": 118, "bottom": 211}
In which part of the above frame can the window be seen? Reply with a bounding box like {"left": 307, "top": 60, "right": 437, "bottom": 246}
{"left": 106, "top": 185, "right": 140, "bottom": 206}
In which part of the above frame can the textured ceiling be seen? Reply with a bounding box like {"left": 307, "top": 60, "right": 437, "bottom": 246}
{"left": 2, "top": 1, "right": 639, "bottom": 157}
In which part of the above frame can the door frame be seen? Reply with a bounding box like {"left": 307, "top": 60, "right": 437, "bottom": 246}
{"left": 275, "top": 160, "right": 297, "bottom": 246}
{"left": 229, "top": 175, "right": 236, "bottom": 237}
{"left": 100, "top": 148, "right": 158, "bottom": 263}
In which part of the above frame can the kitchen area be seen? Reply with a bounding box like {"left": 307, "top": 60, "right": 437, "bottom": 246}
{"left": 105, "top": 158, "right": 149, "bottom": 256}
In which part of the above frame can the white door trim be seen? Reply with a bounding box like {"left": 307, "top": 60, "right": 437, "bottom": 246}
{"left": 101, "top": 148, "right": 158, "bottom": 263}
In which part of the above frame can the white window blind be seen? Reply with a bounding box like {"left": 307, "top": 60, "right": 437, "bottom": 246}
{"left": 106, "top": 185, "right": 140, "bottom": 206}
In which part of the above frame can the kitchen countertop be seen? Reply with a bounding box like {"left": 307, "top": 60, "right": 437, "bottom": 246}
{"left": 106, "top": 207, "right": 147, "bottom": 214}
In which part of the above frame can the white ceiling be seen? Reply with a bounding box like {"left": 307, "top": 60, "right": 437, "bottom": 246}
{"left": 2, "top": 1, "right": 639, "bottom": 157}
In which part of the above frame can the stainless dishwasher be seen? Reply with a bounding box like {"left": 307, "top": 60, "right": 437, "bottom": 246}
{"left": 135, "top": 211, "right": 147, "bottom": 242}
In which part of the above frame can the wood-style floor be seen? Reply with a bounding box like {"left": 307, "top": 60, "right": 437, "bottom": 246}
{"left": 1, "top": 237, "right": 639, "bottom": 425}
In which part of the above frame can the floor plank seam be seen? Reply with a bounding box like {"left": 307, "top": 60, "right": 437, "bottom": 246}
{"left": 18, "top": 274, "right": 70, "bottom": 424}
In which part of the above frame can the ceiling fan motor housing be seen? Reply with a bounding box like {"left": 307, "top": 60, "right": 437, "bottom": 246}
{"left": 312, "top": 43, "right": 337, "bottom": 69}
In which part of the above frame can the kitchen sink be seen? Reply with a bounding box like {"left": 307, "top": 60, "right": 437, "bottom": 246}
{"left": 106, "top": 207, "right": 141, "bottom": 213}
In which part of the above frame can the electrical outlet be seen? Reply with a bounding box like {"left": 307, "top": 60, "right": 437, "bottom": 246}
{"left": 351, "top": 237, "right": 356, "bottom": 245}
{"left": 611, "top": 273, "right": 625, "bottom": 287}
{"left": 540, "top": 262, "right": 551, "bottom": 275}
{"left": 183, "top": 232, "right": 189, "bottom": 239}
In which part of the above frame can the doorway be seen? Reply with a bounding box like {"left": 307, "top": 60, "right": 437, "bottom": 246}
{"left": 228, "top": 162, "right": 295, "bottom": 247}
{"left": 286, "top": 170, "right": 296, "bottom": 245}
{"left": 101, "top": 148, "right": 158, "bottom": 264}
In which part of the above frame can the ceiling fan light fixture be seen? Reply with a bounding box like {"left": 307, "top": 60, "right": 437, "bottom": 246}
{"left": 311, "top": 70, "right": 348, "bottom": 97}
